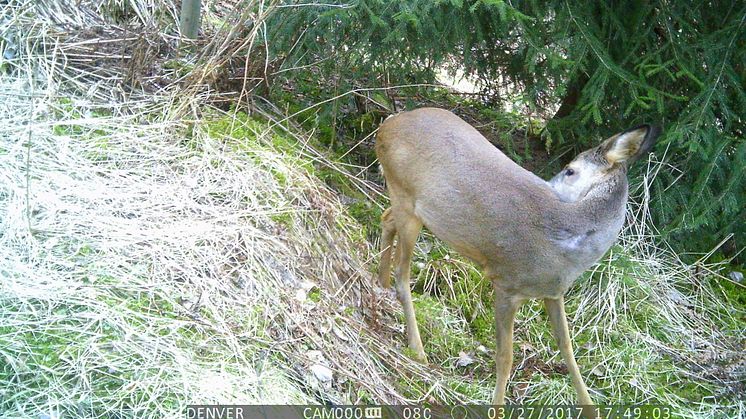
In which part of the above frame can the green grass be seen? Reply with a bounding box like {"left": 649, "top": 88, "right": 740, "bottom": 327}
{"left": 381, "top": 233, "right": 743, "bottom": 413}
{"left": 205, "top": 109, "right": 386, "bottom": 243}
{"left": 411, "top": 294, "right": 473, "bottom": 362}
{"left": 1, "top": 297, "right": 179, "bottom": 417}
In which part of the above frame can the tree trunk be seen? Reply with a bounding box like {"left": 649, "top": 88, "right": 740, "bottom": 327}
{"left": 552, "top": 72, "right": 589, "bottom": 120}
{"left": 179, "top": 0, "right": 201, "bottom": 40}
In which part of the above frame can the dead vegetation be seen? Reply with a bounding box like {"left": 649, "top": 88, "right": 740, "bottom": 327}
{"left": 0, "top": 1, "right": 743, "bottom": 418}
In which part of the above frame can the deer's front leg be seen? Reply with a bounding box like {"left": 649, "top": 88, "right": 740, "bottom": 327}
{"left": 545, "top": 297, "right": 600, "bottom": 419}
{"left": 544, "top": 297, "right": 592, "bottom": 404}
{"left": 492, "top": 286, "right": 521, "bottom": 405}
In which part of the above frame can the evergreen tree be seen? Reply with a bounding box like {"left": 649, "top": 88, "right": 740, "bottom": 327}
{"left": 267, "top": 0, "right": 746, "bottom": 259}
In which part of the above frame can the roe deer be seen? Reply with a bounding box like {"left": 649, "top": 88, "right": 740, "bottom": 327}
{"left": 376, "top": 108, "right": 659, "bottom": 406}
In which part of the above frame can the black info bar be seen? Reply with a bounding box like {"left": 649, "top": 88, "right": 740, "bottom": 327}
{"left": 185, "top": 405, "right": 672, "bottom": 419}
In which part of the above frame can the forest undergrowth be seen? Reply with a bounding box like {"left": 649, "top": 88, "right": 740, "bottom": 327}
{"left": 0, "top": 1, "right": 743, "bottom": 418}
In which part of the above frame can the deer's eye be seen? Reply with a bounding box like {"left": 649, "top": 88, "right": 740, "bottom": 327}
{"left": 565, "top": 168, "right": 575, "bottom": 176}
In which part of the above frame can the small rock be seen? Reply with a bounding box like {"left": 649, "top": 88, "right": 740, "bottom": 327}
{"left": 338, "top": 195, "right": 357, "bottom": 206}
{"left": 729, "top": 271, "right": 744, "bottom": 283}
{"left": 310, "top": 364, "right": 333, "bottom": 383}
{"left": 306, "top": 350, "right": 324, "bottom": 362}
{"left": 666, "top": 288, "right": 690, "bottom": 306}
{"left": 319, "top": 318, "right": 333, "bottom": 334}
{"left": 299, "top": 281, "right": 316, "bottom": 291}
{"left": 294, "top": 288, "right": 307, "bottom": 302}
{"left": 580, "top": 341, "right": 598, "bottom": 351}
{"left": 3, "top": 47, "right": 16, "bottom": 60}
{"left": 519, "top": 342, "right": 535, "bottom": 352}
{"left": 417, "top": 241, "right": 433, "bottom": 254}
{"left": 476, "top": 345, "right": 489, "bottom": 354}
{"left": 455, "top": 351, "right": 475, "bottom": 368}
{"left": 184, "top": 177, "right": 198, "bottom": 188}
{"left": 332, "top": 324, "right": 349, "bottom": 342}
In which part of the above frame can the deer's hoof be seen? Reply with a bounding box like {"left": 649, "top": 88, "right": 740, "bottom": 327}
{"left": 412, "top": 351, "right": 428, "bottom": 365}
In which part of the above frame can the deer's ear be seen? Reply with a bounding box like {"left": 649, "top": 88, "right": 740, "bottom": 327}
{"left": 604, "top": 125, "right": 660, "bottom": 164}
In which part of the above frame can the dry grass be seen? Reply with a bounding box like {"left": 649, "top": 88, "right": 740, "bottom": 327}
{"left": 0, "top": 2, "right": 470, "bottom": 416}
{"left": 0, "top": 1, "right": 743, "bottom": 418}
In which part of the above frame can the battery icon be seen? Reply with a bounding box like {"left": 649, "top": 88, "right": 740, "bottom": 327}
{"left": 364, "top": 407, "right": 382, "bottom": 418}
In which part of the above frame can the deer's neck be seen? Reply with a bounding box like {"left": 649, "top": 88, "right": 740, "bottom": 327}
{"left": 545, "top": 173, "right": 628, "bottom": 259}
{"left": 575, "top": 173, "right": 628, "bottom": 227}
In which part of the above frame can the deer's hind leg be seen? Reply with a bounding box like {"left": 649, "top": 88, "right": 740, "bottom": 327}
{"left": 490, "top": 282, "right": 522, "bottom": 405}
{"left": 378, "top": 208, "right": 396, "bottom": 288}
{"left": 391, "top": 207, "right": 426, "bottom": 363}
